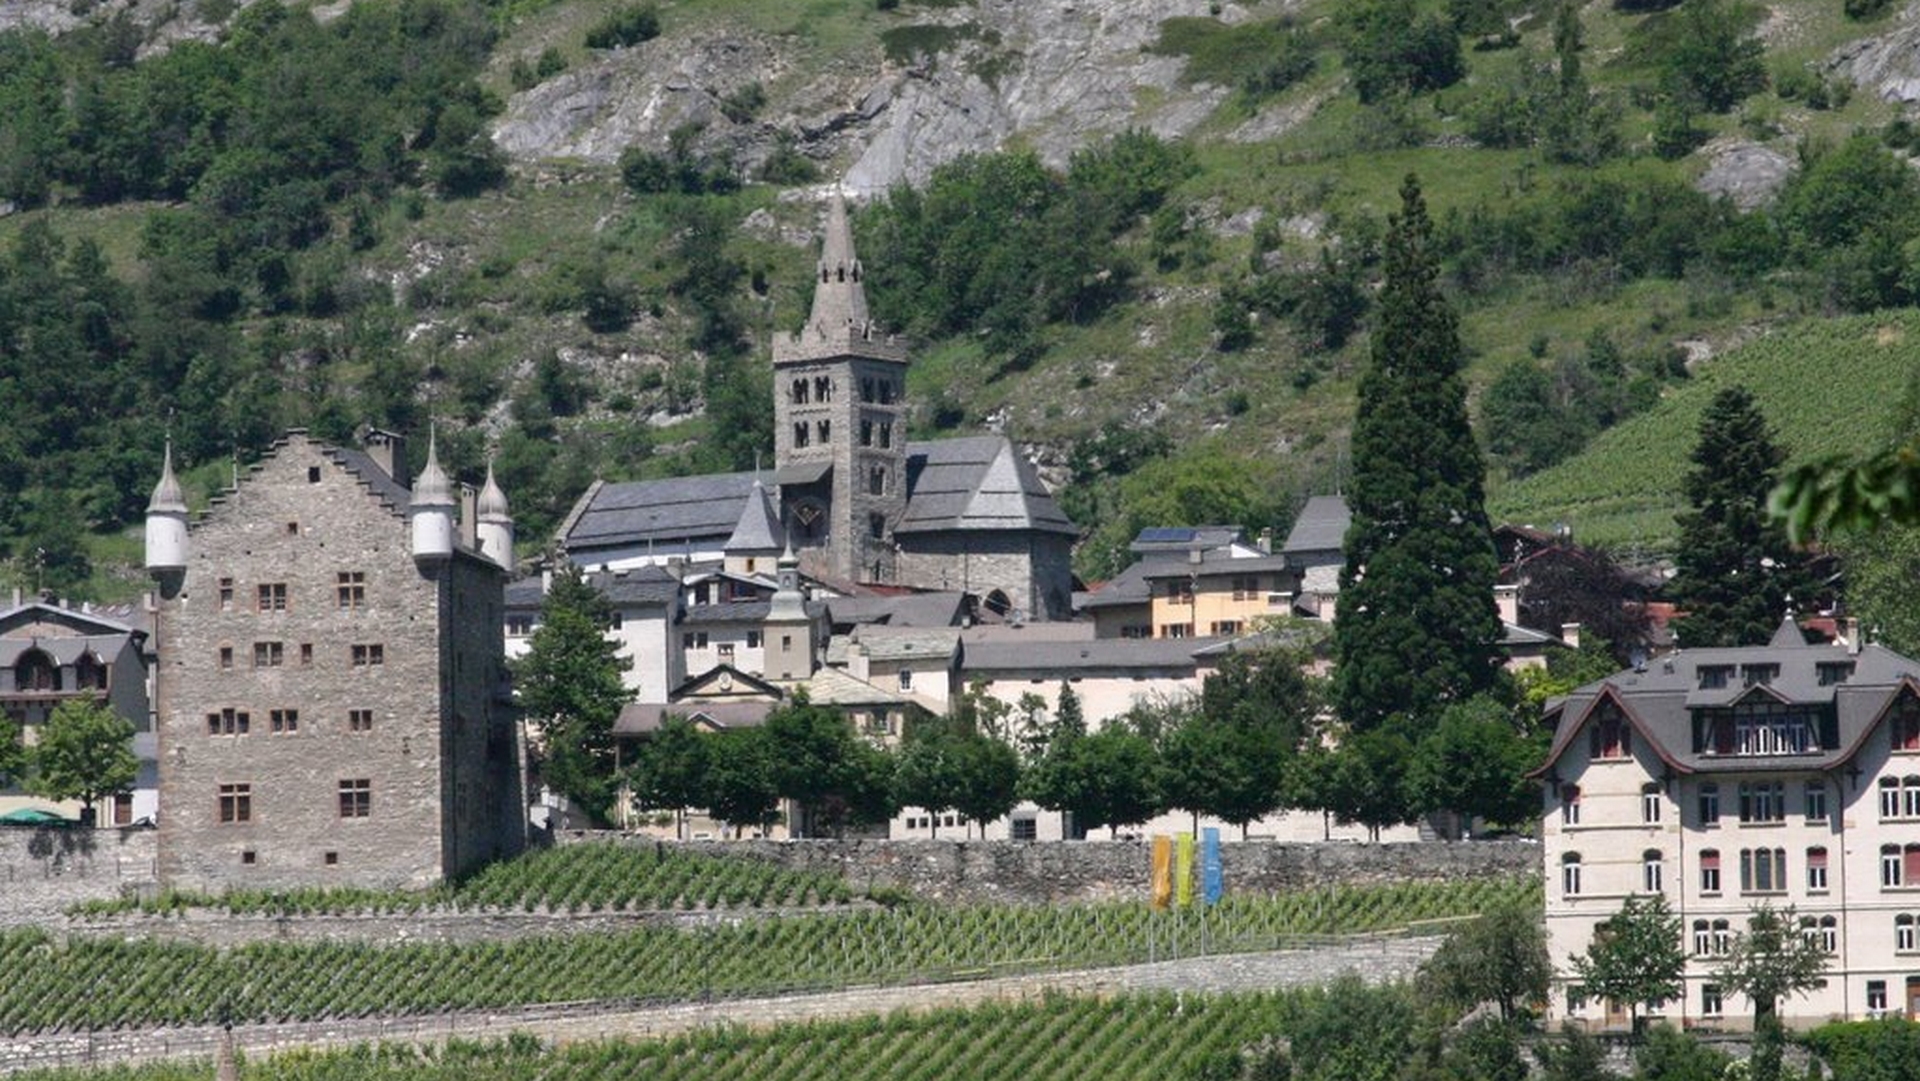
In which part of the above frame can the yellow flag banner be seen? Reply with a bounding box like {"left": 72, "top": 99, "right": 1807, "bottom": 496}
{"left": 1175, "top": 833, "right": 1195, "bottom": 908}
{"left": 1150, "top": 836, "right": 1173, "bottom": 910}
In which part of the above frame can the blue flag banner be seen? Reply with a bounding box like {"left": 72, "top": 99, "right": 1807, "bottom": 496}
{"left": 1201, "top": 827, "right": 1223, "bottom": 906}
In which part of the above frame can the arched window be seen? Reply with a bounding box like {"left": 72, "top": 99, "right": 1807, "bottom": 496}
{"left": 1643, "top": 850, "right": 1664, "bottom": 893}
{"left": 15, "top": 649, "right": 58, "bottom": 692}
{"left": 1698, "top": 782, "right": 1720, "bottom": 825}
{"left": 1641, "top": 783, "right": 1662, "bottom": 824}
{"left": 1700, "top": 849, "right": 1721, "bottom": 893}
{"left": 73, "top": 652, "right": 106, "bottom": 691}
{"left": 1692, "top": 919, "right": 1712, "bottom": 955}
{"left": 984, "top": 590, "right": 1012, "bottom": 618}
{"left": 1820, "top": 916, "right": 1838, "bottom": 954}
{"left": 1884, "top": 777, "right": 1904, "bottom": 820}
{"left": 1712, "top": 919, "right": 1732, "bottom": 955}
{"left": 1884, "top": 844, "right": 1905, "bottom": 888}
{"left": 1808, "top": 846, "right": 1829, "bottom": 891}
{"left": 1562, "top": 853, "right": 1583, "bottom": 897}
{"left": 1898, "top": 914, "right": 1916, "bottom": 953}
{"left": 790, "top": 379, "right": 809, "bottom": 404}
{"left": 1905, "top": 776, "right": 1920, "bottom": 819}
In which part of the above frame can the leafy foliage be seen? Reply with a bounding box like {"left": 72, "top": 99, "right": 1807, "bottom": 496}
{"left": 512, "top": 567, "right": 634, "bottom": 825}
{"left": 1571, "top": 894, "right": 1686, "bottom": 1027}
{"left": 26, "top": 698, "right": 137, "bottom": 821}
{"left": 1417, "top": 898, "right": 1551, "bottom": 1021}
{"left": 1336, "top": 0, "right": 1465, "bottom": 103}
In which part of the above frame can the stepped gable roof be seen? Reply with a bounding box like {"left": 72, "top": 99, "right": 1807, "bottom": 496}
{"left": 725, "top": 480, "right": 785, "bottom": 553}
{"left": 896, "top": 437, "right": 1078, "bottom": 536}
{"left": 1282, "top": 495, "right": 1350, "bottom": 556}
{"left": 319, "top": 445, "right": 412, "bottom": 517}
{"left": 1535, "top": 634, "right": 1920, "bottom": 778}
{"left": 564, "top": 470, "right": 769, "bottom": 551}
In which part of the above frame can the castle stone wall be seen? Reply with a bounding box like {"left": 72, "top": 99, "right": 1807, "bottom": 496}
{"left": 0, "top": 827, "right": 156, "bottom": 929}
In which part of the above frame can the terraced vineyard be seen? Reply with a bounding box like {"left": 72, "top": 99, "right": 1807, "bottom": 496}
{"left": 69, "top": 844, "right": 856, "bottom": 919}
{"left": 11, "top": 876, "right": 1537, "bottom": 1035}
{"left": 1490, "top": 311, "right": 1920, "bottom": 550}
{"left": 10, "top": 993, "right": 1316, "bottom": 1081}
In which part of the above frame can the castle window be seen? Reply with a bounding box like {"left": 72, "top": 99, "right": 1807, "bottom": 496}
{"left": 308, "top": 466, "right": 322, "bottom": 483}
{"left": 869, "top": 513, "right": 885, "bottom": 539}
{"left": 206, "top": 709, "right": 250, "bottom": 736}
{"left": 879, "top": 380, "right": 895, "bottom": 405}
{"left": 218, "top": 578, "right": 234, "bottom": 612}
{"left": 1817, "top": 661, "right": 1855, "bottom": 686}
{"left": 258, "top": 583, "right": 287, "bottom": 612}
{"left": 1211, "top": 620, "right": 1241, "bottom": 636}
{"left": 336, "top": 572, "right": 366, "bottom": 611}
{"left": 860, "top": 419, "right": 873, "bottom": 446}
{"left": 219, "top": 646, "right": 234, "bottom": 671}
{"left": 718, "top": 643, "right": 734, "bottom": 661}
{"left": 1742, "top": 663, "right": 1779, "bottom": 687}
{"left": 1740, "top": 847, "right": 1787, "bottom": 893}
{"left": 299, "top": 643, "right": 313, "bottom": 666}
{"left": 879, "top": 422, "right": 892, "bottom": 448}
{"left": 869, "top": 467, "right": 887, "bottom": 496}
{"left": 1701, "top": 985, "right": 1723, "bottom": 1017}
{"left": 1160, "top": 623, "right": 1193, "bottom": 639}
{"left": 269, "top": 709, "right": 298, "bottom": 735}
{"left": 1692, "top": 920, "right": 1712, "bottom": 955}
{"left": 861, "top": 377, "right": 875, "bottom": 403}
{"left": 790, "top": 379, "right": 809, "bottom": 404}
{"left": 338, "top": 779, "right": 371, "bottom": 819}
{"left": 285, "top": 521, "right": 298, "bottom": 536}
{"left": 682, "top": 632, "right": 709, "bottom": 649}
{"left": 1803, "top": 915, "right": 1837, "bottom": 954}
{"left": 75, "top": 653, "right": 106, "bottom": 690}
{"left": 1885, "top": 844, "right": 1905, "bottom": 888}
{"left": 793, "top": 423, "right": 810, "bottom": 448}
{"left": 350, "top": 644, "right": 384, "bottom": 667}
{"left": 817, "top": 419, "right": 831, "bottom": 444}
{"left": 348, "top": 709, "right": 374, "bottom": 733}
{"left": 814, "top": 376, "right": 832, "bottom": 402}
{"left": 217, "top": 783, "right": 252, "bottom": 824}
{"left": 253, "top": 642, "right": 284, "bottom": 668}
{"left": 112, "top": 794, "right": 131, "bottom": 825}
{"left": 1698, "top": 665, "right": 1733, "bottom": 690}
{"left": 324, "top": 851, "right": 339, "bottom": 866}
{"left": 1869, "top": 980, "right": 1888, "bottom": 1012}
{"left": 1900, "top": 915, "right": 1917, "bottom": 953}
{"left": 898, "top": 669, "right": 913, "bottom": 691}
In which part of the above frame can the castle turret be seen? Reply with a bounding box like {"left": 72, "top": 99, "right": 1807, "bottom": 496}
{"left": 410, "top": 430, "right": 456, "bottom": 568}
{"left": 145, "top": 440, "right": 189, "bottom": 577}
{"left": 475, "top": 460, "right": 514, "bottom": 570}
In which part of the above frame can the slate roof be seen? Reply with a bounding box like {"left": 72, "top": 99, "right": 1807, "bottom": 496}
{"left": 1077, "top": 560, "right": 1154, "bottom": 611}
{"left": 896, "top": 437, "right": 1078, "bottom": 536}
{"left": 824, "top": 591, "right": 970, "bottom": 629}
{"left": 321, "top": 446, "right": 412, "bottom": 517}
{"left": 616, "top": 701, "right": 776, "bottom": 734}
{"left": 564, "top": 471, "right": 769, "bottom": 552}
{"left": 841, "top": 628, "right": 961, "bottom": 663}
{"left": 1537, "top": 617, "right": 1920, "bottom": 777}
{"left": 504, "top": 565, "right": 683, "bottom": 614}
{"left": 1282, "top": 495, "right": 1350, "bottom": 556}
{"left": 564, "top": 436, "right": 1076, "bottom": 557}
{"left": 725, "top": 482, "right": 785, "bottom": 553}
{"left": 1130, "top": 526, "right": 1246, "bottom": 556}
{"left": 962, "top": 636, "right": 1231, "bottom": 675}
{"left": 1138, "top": 552, "right": 1296, "bottom": 578}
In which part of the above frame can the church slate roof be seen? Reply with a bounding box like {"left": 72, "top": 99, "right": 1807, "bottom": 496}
{"left": 562, "top": 436, "right": 1076, "bottom": 558}
{"left": 725, "top": 482, "right": 785, "bottom": 553}
{"left": 1282, "top": 495, "right": 1350, "bottom": 557}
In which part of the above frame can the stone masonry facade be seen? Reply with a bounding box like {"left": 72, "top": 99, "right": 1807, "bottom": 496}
{"left": 154, "top": 432, "right": 522, "bottom": 892}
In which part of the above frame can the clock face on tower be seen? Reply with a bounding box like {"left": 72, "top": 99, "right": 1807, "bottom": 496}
{"left": 790, "top": 498, "right": 828, "bottom": 546}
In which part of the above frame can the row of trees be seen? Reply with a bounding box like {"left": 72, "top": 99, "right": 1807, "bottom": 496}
{"left": 0, "top": 699, "right": 139, "bottom": 824}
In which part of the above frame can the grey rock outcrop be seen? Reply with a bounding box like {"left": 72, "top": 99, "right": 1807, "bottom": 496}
{"left": 492, "top": 0, "right": 1244, "bottom": 192}
{"left": 1695, "top": 141, "right": 1796, "bottom": 210}
{"left": 1829, "top": 6, "right": 1920, "bottom": 103}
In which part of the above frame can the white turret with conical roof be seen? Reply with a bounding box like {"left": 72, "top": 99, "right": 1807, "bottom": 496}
{"left": 475, "top": 460, "right": 514, "bottom": 569}
{"left": 410, "top": 428, "right": 456, "bottom": 567}
{"left": 145, "top": 440, "right": 189, "bottom": 576}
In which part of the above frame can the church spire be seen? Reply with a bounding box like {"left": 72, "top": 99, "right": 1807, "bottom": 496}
{"left": 808, "top": 187, "right": 870, "bottom": 333}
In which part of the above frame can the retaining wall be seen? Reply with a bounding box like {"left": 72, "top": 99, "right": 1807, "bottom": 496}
{"left": 555, "top": 834, "right": 1540, "bottom": 903}
{"left": 0, "top": 826, "right": 156, "bottom": 929}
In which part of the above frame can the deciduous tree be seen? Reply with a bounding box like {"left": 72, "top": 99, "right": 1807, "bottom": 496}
{"left": 513, "top": 566, "right": 633, "bottom": 826}
{"left": 629, "top": 715, "right": 710, "bottom": 839}
{"left": 29, "top": 698, "right": 138, "bottom": 824}
{"left": 1715, "top": 905, "right": 1830, "bottom": 1081}
{"left": 1419, "top": 899, "right": 1551, "bottom": 1021}
{"left": 1571, "top": 894, "right": 1686, "bottom": 1031}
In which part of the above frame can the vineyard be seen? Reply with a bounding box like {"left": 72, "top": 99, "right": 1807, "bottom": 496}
{"left": 8, "top": 876, "right": 1537, "bottom": 1035}
{"left": 8, "top": 992, "right": 1324, "bottom": 1081}
{"left": 1489, "top": 311, "right": 1920, "bottom": 551}
{"left": 68, "top": 844, "right": 857, "bottom": 919}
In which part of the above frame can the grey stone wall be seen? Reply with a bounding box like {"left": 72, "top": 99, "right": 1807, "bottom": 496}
{"left": 554, "top": 835, "right": 1539, "bottom": 903}
{"left": 895, "top": 531, "right": 1073, "bottom": 622}
{"left": 62, "top": 904, "right": 857, "bottom": 946}
{"left": 0, "top": 827, "right": 156, "bottom": 929}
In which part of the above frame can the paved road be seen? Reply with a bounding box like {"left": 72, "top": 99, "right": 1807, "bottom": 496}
{"left": 0, "top": 936, "right": 1444, "bottom": 1075}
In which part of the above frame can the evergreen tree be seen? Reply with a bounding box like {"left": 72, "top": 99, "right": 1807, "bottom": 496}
{"left": 1333, "top": 175, "right": 1503, "bottom": 738}
{"left": 513, "top": 566, "right": 633, "bottom": 825}
{"left": 28, "top": 698, "right": 138, "bottom": 824}
{"left": 1668, "top": 386, "right": 1813, "bottom": 647}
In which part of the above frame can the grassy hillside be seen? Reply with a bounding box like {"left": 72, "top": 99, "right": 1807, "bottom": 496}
{"left": 1490, "top": 312, "right": 1920, "bottom": 550}
{"left": 1, "top": 0, "right": 1914, "bottom": 593}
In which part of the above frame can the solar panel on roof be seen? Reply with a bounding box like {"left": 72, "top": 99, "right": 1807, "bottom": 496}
{"left": 1137, "top": 527, "right": 1197, "bottom": 543}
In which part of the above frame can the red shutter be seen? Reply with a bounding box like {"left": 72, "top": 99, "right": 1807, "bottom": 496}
{"left": 1809, "top": 848, "right": 1828, "bottom": 870}
{"left": 1905, "top": 846, "right": 1920, "bottom": 884}
{"left": 1701, "top": 851, "right": 1720, "bottom": 870}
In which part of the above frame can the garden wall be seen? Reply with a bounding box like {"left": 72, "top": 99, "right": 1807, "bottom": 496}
{"left": 554, "top": 835, "right": 1540, "bottom": 903}
{"left": 0, "top": 825, "right": 156, "bottom": 929}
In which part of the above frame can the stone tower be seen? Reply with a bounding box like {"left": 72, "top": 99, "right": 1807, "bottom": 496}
{"left": 771, "top": 190, "right": 909, "bottom": 585}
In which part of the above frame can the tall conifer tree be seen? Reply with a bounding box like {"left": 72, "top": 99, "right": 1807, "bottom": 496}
{"left": 1333, "top": 175, "right": 1503, "bottom": 736}
{"left": 1668, "top": 386, "right": 1812, "bottom": 647}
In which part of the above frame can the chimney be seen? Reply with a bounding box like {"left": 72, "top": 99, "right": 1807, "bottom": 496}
{"left": 1846, "top": 616, "right": 1862, "bottom": 655}
{"left": 459, "top": 482, "right": 478, "bottom": 552}
{"left": 1257, "top": 528, "right": 1273, "bottom": 554}
{"left": 1561, "top": 622, "right": 1582, "bottom": 651}
{"left": 363, "top": 429, "right": 409, "bottom": 490}
{"left": 1188, "top": 547, "right": 1203, "bottom": 566}
{"left": 1494, "top": 584, "right": 1520, "bottom": 626}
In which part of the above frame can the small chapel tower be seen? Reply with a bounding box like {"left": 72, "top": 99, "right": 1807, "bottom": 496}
{"left": 771, "top": 189, "right": 909, "bottom": 585}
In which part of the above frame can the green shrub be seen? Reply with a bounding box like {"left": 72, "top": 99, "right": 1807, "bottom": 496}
{"left": 585, "top": 4, "right": 660, "bottom": 49}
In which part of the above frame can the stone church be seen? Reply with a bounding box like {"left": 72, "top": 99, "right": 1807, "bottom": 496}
{"left": 561, "top": 194, "right": 1077, "bottom": 621}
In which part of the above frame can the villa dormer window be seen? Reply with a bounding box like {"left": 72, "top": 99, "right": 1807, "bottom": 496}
{"left": 1698, "top": 665, "right": 1734, "bottom": 690}
{"left": 1742, "top": 663, "right": 1779, "bottom": 687}
{"left": 1589, "top": 713, "right": 1631, "bottom": 760}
